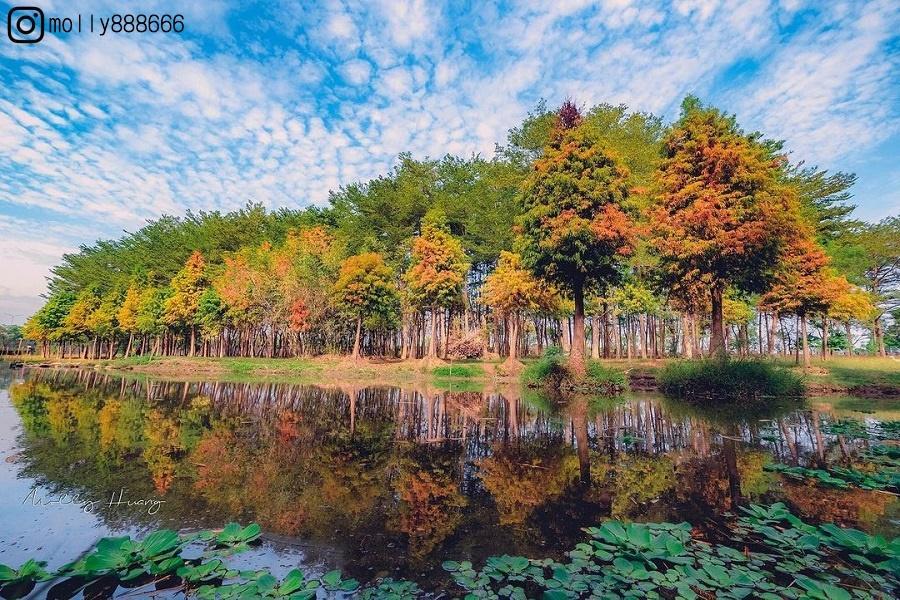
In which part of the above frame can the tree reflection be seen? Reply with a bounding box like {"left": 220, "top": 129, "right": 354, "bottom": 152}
{"left": 7, "top": 369, "right": 898, "bottom": 570}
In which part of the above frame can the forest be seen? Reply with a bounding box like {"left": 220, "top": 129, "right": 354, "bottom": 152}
{"left": 20, "top": 97, "right": 900, "bottom": 371}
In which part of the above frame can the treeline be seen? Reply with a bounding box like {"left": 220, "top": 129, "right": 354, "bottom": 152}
{"left": 22, "top": 98, "right": 900, "bottom": 368}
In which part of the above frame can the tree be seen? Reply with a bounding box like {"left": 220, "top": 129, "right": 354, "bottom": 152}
{"left": 87, "top": 291, "right": 121, "bottom": 359}
{"left": 405, "top": 216, "right": 469, "bottom": 359}
{"left": 760, "top": 235, "right": 848, "bottom": 366}
{"left": 518, "top": 101, "right": 636, "bottom": 376}
{"left": 23, "top": 291, "right": 75, "bottom": 357}
{"left": 65, "top": 290, "right": 101, "bottom": 357}
{"left": 845, "top": 217, "right": 899, "bottom": 356}
{"left": 788, "top": 164, "right": 857, "bottom": 244}
{"left": 333, "top": 252, "right": 400, "bottom": 359}
{"left": 611, "top": 282, "right": 658, "bottom": 359}
{"left": 482, "top": 251, "right": 558, "bottom": 363}
{"left": 164, "top": 251, "right": 207, "bottom": 356}
{"left": 828, "top": 287, "right": 876, "bottom": 355}
{"left": 136, "top": 287, "right": 169, "bottom": 355}
{"left": 651, "top": 96, "right": 797, "bottom": 358}
{"left": 117, "top": 284, "right": 142, "bottom": 357}
{"left": 196, "top": 287, "right": 226, "bottom": 355}
{"left": 0, "top": 324, "right": 22, "bottom": 353}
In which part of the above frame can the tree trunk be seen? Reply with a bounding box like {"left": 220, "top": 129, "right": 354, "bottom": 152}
{"left": 569, "top": 282, "right": 587, "bottom": 377}
{"left": 681, "top": 313, "right": 693, "bottom": 359}
{"left": 801, "top": 314, "right": 810, "bottom": 368}
{"left": 428, "top": 308, "right": 438, "bottom": 358}
{"left": 591, "top": 314, "right": 601, "bottom": 359}
{"left": 560, "top": 317, "right": 571, "bottom": 353}
{"left": 638, "top": 313, "right": 647, "bottom": 359}
{"left": 189, "top": 325, "right": 196, "bottom": 357}
{"left": 507, "top": 314, "right": 519, "bottom": 361}
{"left": 601, "top": 302, "right": 611, "bottom": 359}
{"left": 821, "top": 318, "right": 828, "bottom": 360}
{"left": 844, "top": 322, "right": 853, "bottom": 356}
{"left": 352, "top": 316, "right": 362, "bottom": 360}
{"left": 873, "top": 317, "right": 886, "bottom": 357}
{"left": 709, "top": 283, "right": 726, "bottom": 358}
{"left": 767, "top": 312, "right": 777, "bottom": 355}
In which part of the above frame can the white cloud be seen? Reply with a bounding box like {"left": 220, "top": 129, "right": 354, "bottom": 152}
{"left": 340, "top": 58, "right": 373, "bottom": 85}
{"left": 326, "top": 12, "right": 358, "bottom": 39}
{"left": 0, "top": 0, "right": 897, "bottom": 319}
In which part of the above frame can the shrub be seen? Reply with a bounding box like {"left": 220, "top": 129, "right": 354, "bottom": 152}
{"left": 521, "top": 348, "right": 626, "bottom": 394}
{"left": 658, "top": 359, "right": 804, "bottom": 402}
{"left": 521, "top": 346, "right": 566, "bottom": 386}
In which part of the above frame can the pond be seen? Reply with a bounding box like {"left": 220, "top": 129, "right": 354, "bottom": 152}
{"left": 0, "top": 367, "right": 897, "bottom": 597}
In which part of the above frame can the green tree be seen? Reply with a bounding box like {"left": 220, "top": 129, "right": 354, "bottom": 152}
{"left": 843, "top": 217, "right": 899, "bottom": 356}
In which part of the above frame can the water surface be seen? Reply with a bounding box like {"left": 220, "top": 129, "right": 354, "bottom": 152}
{"left": 0, "top": 367, "right": 897, "bottom": 595}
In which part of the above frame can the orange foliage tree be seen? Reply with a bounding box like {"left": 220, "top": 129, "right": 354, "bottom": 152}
{"left": 404, "top": 217, "right": 469, "bottom": 359}
{"left": 483, "top": 251, "right": 558, "bottom": 362}
{"left": 651, "top": 97, "right": 798, "bottom": 357}
{"left": 760, "top": 235, "right": 849, "bottom": 366}
{"left": 518, "top": 101, "right": 636, "bottom": 376}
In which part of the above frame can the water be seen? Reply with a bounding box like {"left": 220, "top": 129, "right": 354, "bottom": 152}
{"left": 0, "top": 367, "right": 897, "bottom": 596}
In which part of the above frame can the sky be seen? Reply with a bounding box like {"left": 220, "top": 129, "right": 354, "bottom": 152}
{"left": 0, "top": 0, "right": 898, "bottom": 324}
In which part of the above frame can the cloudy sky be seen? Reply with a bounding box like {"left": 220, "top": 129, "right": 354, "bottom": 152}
{"left": 0, "top": 0, "right": 898, "bottom": 323}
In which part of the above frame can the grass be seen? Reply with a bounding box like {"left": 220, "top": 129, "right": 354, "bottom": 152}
{"left": 8, "top": 353, "right": 896, "bottom": 395}
{"left": 799, "top": 357, "right": 899, "bottom": 388}
{"left": 432, "top": 378, "right": 485, "bottom": 392}
{"left": 431, "top": 363, "right": 484, "bottom": 378}
{"left": 658, "top": 358, "right": 805, "bottom": 401}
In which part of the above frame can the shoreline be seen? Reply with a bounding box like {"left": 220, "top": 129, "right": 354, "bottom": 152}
{"left": 6, "top": 355, "right": 899, "bottom": 398}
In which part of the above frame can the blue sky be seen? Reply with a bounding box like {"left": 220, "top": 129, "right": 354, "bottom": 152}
{"left": 0, "top": 0, "right": 898, "bottom": 323}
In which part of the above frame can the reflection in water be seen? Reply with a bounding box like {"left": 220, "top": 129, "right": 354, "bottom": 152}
{"left": 3, "top": 368, "right": 898, "bottom": 586}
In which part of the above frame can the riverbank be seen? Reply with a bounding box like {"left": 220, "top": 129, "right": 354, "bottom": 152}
{"left": 7, "top": 354, "right": 899, "bottom": 396}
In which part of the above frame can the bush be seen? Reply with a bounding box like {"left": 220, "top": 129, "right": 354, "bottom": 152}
{"left": 658, "top": 359, "right": 804, "bottom": 401}
{"left": 522, "top": 348, "right": 627, "bottom": 394}
{"left": 521, "top": 346, "right": 566, "bottom": 386}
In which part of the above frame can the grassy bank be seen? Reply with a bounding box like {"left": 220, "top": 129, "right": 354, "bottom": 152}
{"left": 9, "top": 354, "right": 507, "bottom": 386}
{"left": 7, "top": 354, "right": 898, "bottom": 395}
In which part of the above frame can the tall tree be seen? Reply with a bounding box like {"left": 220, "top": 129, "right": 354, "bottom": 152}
{"left": 760, "top": 235, "right": 848, "bottom": 367}
{"left": 333, "top": 252, "right": 400, "bottom": 359}
{"left": 651, "top": 96, "right": 797, "bottom": 358}
{"left": 482, "top": 251, "right": 558, "bottom": 363}
{"left": 518, "top": 101, "right": 636, "bottom": 376}
{"left": 164, "top": 251, "right": 207, "bottom": 356}
{"left": 405, "top": 215, "right": 469, "bottom": 359}
{"left": 844, "top": 217, "right": 900, "bottom": 356}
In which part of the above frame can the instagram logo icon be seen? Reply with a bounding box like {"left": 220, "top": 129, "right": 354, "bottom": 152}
{"left": 7, "top": 6, "right": 44, "bottom": 43}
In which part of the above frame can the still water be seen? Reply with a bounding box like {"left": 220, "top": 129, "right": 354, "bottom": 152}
{"left": 0, "top": 367, "right": 897, "bottom": 595}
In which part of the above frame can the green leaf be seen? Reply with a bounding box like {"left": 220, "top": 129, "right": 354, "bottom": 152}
{"left": 321, "top": 569, "right": 342, "bottom": 588}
